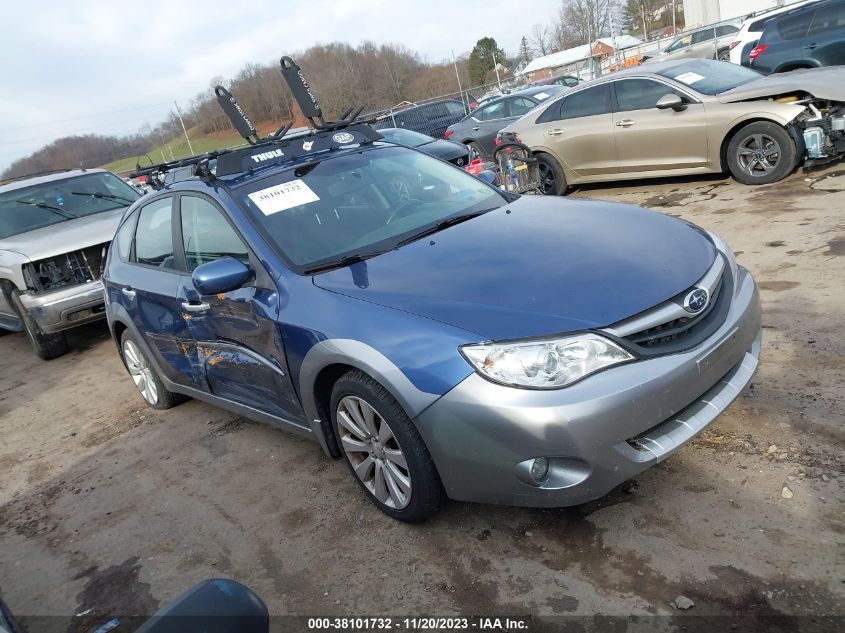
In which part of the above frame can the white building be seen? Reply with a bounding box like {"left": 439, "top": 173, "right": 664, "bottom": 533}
{"left": 682, "top": 0, "right": 799, "bottom": 28}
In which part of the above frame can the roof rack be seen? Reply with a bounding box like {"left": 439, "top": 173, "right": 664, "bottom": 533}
{"left": 130, "top": 56, "right": 382, "bottom": 188}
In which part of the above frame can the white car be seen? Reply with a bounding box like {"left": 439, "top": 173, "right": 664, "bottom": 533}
{"left": 728, "top": 0, "right": 818, "bottom": 65}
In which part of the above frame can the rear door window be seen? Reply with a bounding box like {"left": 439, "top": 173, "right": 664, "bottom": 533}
{"left": 777, "top": 10, "right": 814, "bottom": 39}
{"left": 133, "top": 197, "right": 175, "bottom": 268}
{"left": 716, "top": 25, "right": 739, "bottom": 36}
{"left": 560, "top": 85, "right": 610, "bottom": 120}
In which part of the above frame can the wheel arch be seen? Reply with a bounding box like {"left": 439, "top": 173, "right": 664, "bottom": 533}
{"left": 774, "top": 61, "right": 817, "bottom": 73}
{"left": 719, "top": 116, "right": 795, "bottom": 172}
{"left": 299, "top": 339, "right": 443, "bottom": 458}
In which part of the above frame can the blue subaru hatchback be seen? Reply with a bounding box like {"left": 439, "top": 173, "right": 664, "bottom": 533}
{"left": 104, "top": 125, "right": 761, "bottom": 522}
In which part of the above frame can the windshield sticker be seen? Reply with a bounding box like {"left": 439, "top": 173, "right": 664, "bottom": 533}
{"left": 248, "top": 179, "right": 320, "bottom": 215}
{"left": 534, "top": 91, "right": 550, "bottom": 100}
{"left": 674, "top": 72, "right": 705, "bottom": 85}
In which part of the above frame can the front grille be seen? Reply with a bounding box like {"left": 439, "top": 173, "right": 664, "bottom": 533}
{"left": 626, "top": 275, "right": 724, "bottom": 349}
{"left": 23, "top": 242, "right": 109, "bottom": 293}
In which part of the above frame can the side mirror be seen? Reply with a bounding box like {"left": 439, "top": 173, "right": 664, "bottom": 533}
{"left": 656, "top": 93, "right": 686, "bottom": 111}
{"left": 192, "top": 257, "right": 252, "bottom": 295}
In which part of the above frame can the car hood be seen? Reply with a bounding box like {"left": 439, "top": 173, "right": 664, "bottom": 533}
{"left": 0, "top": 207, "right": 125, "bottom": 262}
{"left": 718, "top": 66, "right": 845, "bottom": 103}
{"left": 313, "top": 196, "right": 715, "bottom": 341}
{"left": 420, "top": 139, "right": 471, "bottom": 163}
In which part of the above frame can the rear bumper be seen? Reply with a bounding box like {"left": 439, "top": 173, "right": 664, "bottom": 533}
{"left": 18, "top": 280, "right": 106, "bottom": 334}
{"left": 415, "top": 267, "right": 761, "bottom": 507}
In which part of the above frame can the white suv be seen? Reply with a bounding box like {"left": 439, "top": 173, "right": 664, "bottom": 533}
{"left": 728, "top": 0, "right": 818, "bottom": 65}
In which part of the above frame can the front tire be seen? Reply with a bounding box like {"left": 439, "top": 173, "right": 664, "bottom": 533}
{"left": 330, "top": 370, "right": 443, "bottom": 522}
{"left": 467, "top": 141, "right": 484, "bottom": 160}
{"left": 535, "top": 153, "right": 568, "bottom": 195}
{"left": 120, "top": 331, "right": 186, "bottom": 410}
{"left": 10, "top": 291, "right": 68, "bottom": 360}
{"left": 727, "top": 121, "right": 797, "bottom": 185}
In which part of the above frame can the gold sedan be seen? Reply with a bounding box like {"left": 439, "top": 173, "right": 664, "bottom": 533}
{"left": 501, "top": 59, "right": 845, "bottom": 194}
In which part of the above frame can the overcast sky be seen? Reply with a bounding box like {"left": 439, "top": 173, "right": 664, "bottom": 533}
{"left": 0, "top": 0, "right": 562, "bottom": 171}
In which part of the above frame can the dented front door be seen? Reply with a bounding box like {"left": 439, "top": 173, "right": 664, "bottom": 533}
{"left": 175, "top": 193, "right": 304, "bottom": 425}
{"left": 180, "top": 279, "right": 304, "bottom": 424}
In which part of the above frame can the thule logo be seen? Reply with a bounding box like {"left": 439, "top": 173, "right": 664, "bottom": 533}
{"left": 250, "top": 149, "right": 285, "bottom": 163}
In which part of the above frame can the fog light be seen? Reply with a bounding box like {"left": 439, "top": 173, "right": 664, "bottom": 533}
{"left": 530, "top": 457, "right": 550, "bottom": 482}
{"left": 67, "top": 309, "right": 92, "bottom": 322}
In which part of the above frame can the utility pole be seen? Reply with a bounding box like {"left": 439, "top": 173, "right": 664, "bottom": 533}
{"left": 451, "top": 50, "right": 466, "bottom": 114}
{"left": 173, "top": 100, "right": 194, "bottom": 156}
{"left": 610, "top": 12, "right": 622, "bottom": 71}
{"left": 672, "top": 0, "right": 677, "bottom": 35}
{"left": 491, "top": 49, "right": 502, "bottom": 89}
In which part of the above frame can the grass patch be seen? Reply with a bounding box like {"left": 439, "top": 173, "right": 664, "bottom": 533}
{"left": 102, "top": 127, "right": 247, "bottom": 175}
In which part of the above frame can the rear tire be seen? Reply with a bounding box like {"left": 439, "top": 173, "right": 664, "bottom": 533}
{"left": 717, "top": 48, "right": 731, "bottom": 61}
{"left": 10, "top": 291, "right": 68, "bottom": 360}
{"left": 330, "top": 369, "right": 443, "bottom": 522}
{"left": 535, "top": 153, "right": 568, "bottom": 195}
{"left": 727, "top": 121, "right": 797, "bottom": 185}
{"left": 120, "top": 330, "right": 186, "bottom": 410}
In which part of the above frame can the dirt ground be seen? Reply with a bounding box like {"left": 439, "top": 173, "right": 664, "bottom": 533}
{"left": 1, "top": 165, "right": 843, "bottom": 631}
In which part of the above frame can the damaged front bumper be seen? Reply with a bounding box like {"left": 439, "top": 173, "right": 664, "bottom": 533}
{"left": 795, "top": 102, "right": 845, "bottom": 167}
{"left": 18, "top": 280, "right": 107, "bottom": 334}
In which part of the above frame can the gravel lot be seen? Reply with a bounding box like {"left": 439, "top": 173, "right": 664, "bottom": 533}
{"left": 1, "top": 166, "right": 843, "bottom": 630}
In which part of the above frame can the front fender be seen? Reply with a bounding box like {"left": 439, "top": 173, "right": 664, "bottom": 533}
{"left": 298, "top": 338, "right": 444, "bottom": 430}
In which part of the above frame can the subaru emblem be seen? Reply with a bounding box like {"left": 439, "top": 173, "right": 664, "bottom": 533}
{"left": 683, "top": 288, "right": 709, "bottom": 314}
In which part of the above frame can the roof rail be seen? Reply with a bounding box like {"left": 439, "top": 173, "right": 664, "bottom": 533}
{"left": 129, "top": 56, "right": 381, "bottom": 188}
{"left": 0, "top": 167, "right": 86, "bottom": 186}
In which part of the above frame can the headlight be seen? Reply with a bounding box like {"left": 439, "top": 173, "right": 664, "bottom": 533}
{"left": 706, "top": 230, "right": 739, "bottom": 289}
{"left": 460, "top": 333, "right": 634, "bottom": 389}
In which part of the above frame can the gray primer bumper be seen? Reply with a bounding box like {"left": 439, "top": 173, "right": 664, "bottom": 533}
{"left": 414, "top": 267, "right": 761, "bottom": 507}
{"left": 18, "top": 280, "right": 106, "bottom": 334}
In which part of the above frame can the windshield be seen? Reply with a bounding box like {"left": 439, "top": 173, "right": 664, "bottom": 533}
{"left": 379, "top": 128, "right": 433, "bottom": 147}
{"left": 658, "top": 60, "right": 762, "bottom": 95}
{"left": 0, "top": 172, "right": 141, "bottom": 240}
{"left": 237, "top": 145, "right": 505, "bottom": 273}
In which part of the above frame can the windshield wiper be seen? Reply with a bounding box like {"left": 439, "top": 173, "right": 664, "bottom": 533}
{"left": 395, "top": 209, "right": 492, "bottom": 247}
{"left": 303, "top": 250, "right": 390, "bottom": 275}
{"left": 14, "top": 199, "right": 78, "bottom": 219}
{"left": 70, "top": 191, "right": 136, "bottom": 204}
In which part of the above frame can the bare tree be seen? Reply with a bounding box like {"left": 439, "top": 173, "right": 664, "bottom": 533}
{"left": 530, "top": 23, "right": 552, "bottom": 55}
{"left": 555, "top": 0, "right": 620, "bottom": 48}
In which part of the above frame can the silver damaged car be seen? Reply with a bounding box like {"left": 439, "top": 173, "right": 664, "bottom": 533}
{"left": 0, "top": 169, "right": 141, "bottom": 358}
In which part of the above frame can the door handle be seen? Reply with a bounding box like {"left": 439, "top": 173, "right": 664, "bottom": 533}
{"left": 121, "top": 287, "right": 136, "bottom": 299}
{"left": 547, "top": 128, "right": 565, "bottom": 136}
{"left": 804, "top": 42, "right": 818, "bottom": 50}
{"left": 616, "top": 119, "right": 636, "bottom": 128}
{"left": 181, "top": 301, "right": 210, "bottom": 313}
{"left": 472, "top": 126, "right": 480, "bottom": 131}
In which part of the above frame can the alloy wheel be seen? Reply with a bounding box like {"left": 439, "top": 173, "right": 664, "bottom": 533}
{"left": 123, "top": 339, "right": 159, "bottom": 405}
{"left": 737, "top": 133, "right": 782, "bottom": 177}
{"left": 537, "top": 161, "right": 556, "bottom": 194}
{"left": 336, "top": 395, "right": 412, "bottom": 509}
